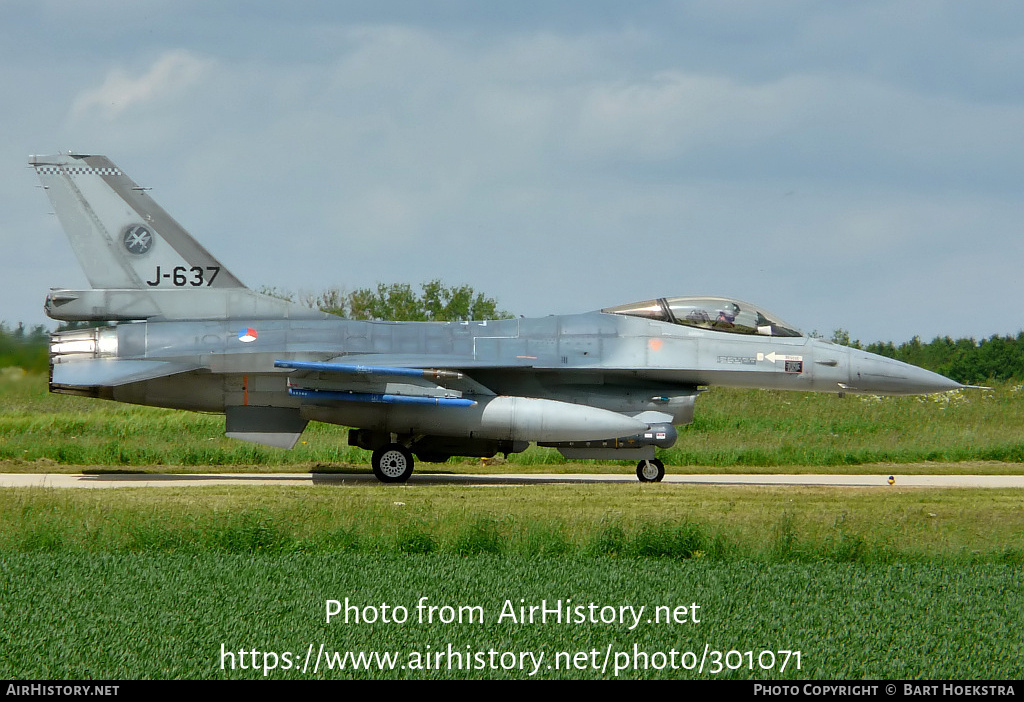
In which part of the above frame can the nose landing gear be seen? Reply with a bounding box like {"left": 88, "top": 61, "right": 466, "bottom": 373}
{"left": 636, "top": 458, "right": 665, "bottom": 482}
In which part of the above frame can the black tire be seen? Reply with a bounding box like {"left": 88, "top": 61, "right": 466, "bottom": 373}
{"left": 636, "top": 458, "right": 665, "bottom": 483}
{"left": 372, "top": 443, "right": 415, "bottom": 483}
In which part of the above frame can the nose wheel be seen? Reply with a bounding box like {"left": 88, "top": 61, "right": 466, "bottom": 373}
{"left": 636, "top": 458, "right": 665, "bottom": 482}
{"left": 372, "top": 443, "right": 415, "bottom": 483}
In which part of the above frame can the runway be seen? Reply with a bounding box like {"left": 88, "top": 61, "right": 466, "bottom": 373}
{"left": 2, "top": 472, "right": 1023, "bottom": 489}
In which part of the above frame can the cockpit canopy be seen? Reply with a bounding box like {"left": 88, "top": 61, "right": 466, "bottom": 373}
{"left": 602, "top": 296, "right": 803, "bottom": 338}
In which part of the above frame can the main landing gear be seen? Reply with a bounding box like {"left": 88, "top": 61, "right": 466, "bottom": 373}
{"left": 369, "top": 439, "right": 665, "bottom": 484}
{"left": 371, "top": 443, "right": 415, "bottom": 483}
{"left": 636, "top": 458, "right": 665, "bottom": 482}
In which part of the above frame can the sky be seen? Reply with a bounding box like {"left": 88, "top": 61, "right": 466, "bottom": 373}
{"left": 2, "top": 1, "right": 1023, "bottom": 344}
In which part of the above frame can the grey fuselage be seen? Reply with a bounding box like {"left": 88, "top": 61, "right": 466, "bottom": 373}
{"left": 53, "top": 309, "right": 957, "bottom": 424}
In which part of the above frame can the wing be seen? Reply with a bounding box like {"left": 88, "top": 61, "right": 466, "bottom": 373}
{"left": 274, "top": 358, "right": 497, "bottom": 406}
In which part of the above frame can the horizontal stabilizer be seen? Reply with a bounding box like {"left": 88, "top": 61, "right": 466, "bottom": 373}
{"left": 50, "top": 358, "right": 202, "bottom": 387}
{"left": 46, "top": 288, "right": 329, "bottom": 322}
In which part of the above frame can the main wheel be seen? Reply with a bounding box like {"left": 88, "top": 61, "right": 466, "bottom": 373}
{"left": 372, "top": 443, "right": 415, "bottom": 483}
{"left": 636, "top": 458, "right": 665, "bottom": 483}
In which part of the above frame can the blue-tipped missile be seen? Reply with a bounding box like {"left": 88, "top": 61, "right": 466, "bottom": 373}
{"left": 288, "top": 386, "right": 476, "bottom": 407}
{"left": 275, "top": 359, "right": 463, "bottom": 380}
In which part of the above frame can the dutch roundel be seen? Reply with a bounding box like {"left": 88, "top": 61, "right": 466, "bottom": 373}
{"left": 238, "top": 328, "right": 258, "bottom": 343}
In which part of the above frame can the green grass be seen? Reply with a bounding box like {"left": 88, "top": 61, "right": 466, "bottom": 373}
{"left": 2, "top": 486, "right": 1021, "bottom": 679}
{"left": 1, "top": 552, "right": 1021, "bottom": 679}
{"left": 2, "top": 483, "right": 1022, "bottom": 562}
{"left": 1, "top": 481, "right": 1021, "bottom": 680}
{"left": 3, "top": 373, "right": 1024, "bottom": 472}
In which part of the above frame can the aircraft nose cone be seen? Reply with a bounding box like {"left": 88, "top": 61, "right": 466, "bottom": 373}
{"left": 850, "top": 352, "right": 962, "bottom": 395}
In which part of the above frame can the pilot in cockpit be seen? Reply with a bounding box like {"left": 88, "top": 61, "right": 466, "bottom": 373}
{"left": 715, "top": 302, "right": 740, "bottom": 329}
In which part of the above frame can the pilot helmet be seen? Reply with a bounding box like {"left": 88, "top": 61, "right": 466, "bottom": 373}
{"left": 718, "top": 302, "right": 739, "bottom": 322}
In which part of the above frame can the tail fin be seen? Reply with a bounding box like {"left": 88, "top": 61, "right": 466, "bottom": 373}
{"left": 31, "top": 153, "right": 244, "bottom": 289}
{"left": 31, "top": 153, "right": 326, "bottom": 322}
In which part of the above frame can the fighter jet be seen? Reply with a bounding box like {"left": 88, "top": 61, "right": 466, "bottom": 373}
{"left": 33, "top": 153, "right": 963, "bottom": 482}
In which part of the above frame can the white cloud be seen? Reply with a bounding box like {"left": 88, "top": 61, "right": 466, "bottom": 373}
{"left": 71, "top": 49, "right": 212, "bottom": 120}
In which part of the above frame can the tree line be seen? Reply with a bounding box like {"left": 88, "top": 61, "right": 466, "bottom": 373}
{"left": 0, "top": 323, "right": 49, "bottom": 373}
{"left": 298, "top": 280, "right": 508, "bottom": 322}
